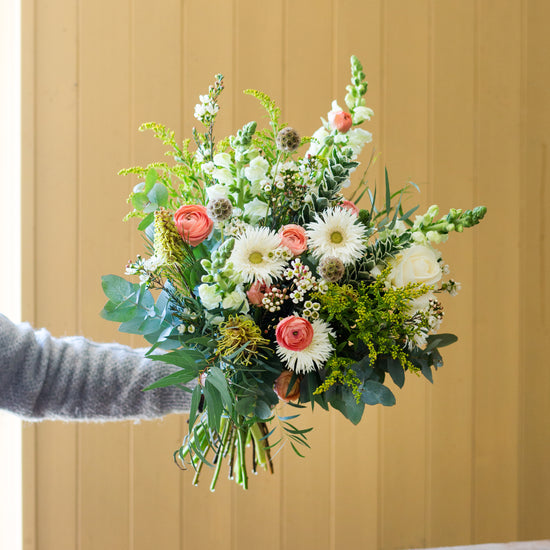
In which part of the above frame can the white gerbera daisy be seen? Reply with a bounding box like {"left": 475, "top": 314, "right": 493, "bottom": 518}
{"left": 230, "top": 226, "right": 287, "bottom": 285}
{"left": 276, "top": 318, "right": 335, "bottom": 374}
{"left": 306, "top": 207, "right": 367, "bottom": 265}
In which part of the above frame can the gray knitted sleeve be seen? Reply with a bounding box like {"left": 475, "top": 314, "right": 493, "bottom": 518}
{"left": 0, "top": 314, "right": 192, "bottom": 422}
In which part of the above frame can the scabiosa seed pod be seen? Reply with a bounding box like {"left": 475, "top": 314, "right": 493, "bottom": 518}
{"left": 318, "top": 256, "right": 345, "bottom": 282}
{"left": 207, "top": 197, "right": 233, "bottom": 222}
{"left": 154, "top": 208, "right": 185, "bottom": 265}
{"left": 276, "top": 127, "right": 301, "bottom": 152}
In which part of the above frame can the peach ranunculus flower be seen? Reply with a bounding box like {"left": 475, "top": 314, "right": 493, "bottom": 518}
{"left": 275, "top": 316, "right": 314, "bottom": 352}
{"left": 174, "top": 204, "right": 213, "bottom": 247}
{"left": 341, "top": 200, "right": 360, "bottom": 216}
{"left": 246, "top": 280, "right": 270, "bottom": 306}
{"left": 328, "top": 102, "right": 353, "bottom": 133}
{"left": 279, "top": 224, "right": 308, "bottom": 256}
{"left": 274, "top": 370, "right": 301, "bottom": 402}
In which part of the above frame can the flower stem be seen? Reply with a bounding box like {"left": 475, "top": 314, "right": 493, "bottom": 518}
{"left": 210, "top": 419, "right": 231, "bottom": 492}
{"left": 237, "top": 427, "right": 248, "bottom": 490}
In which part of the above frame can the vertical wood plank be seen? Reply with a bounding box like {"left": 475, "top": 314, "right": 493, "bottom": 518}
{"left": 180, "top": 2, "right": 234, "bottom": 549}
{"left": 232, "top": 2, "right": 284, "bottom": 549}
{"left": 78, "top": 1, "right": 133, "bottom": 549}
{"left": 428, "top": 0, "right": 476, "bottom": 546}
{"left": 281, "top": 2, "right": 333, "bottom": 549}
{"left": 473, "top": 0, "right": 522, "bottom": 543}
{"left": 519, "top": 0, "right": 550, "bottom": 540}
{"left": 32, "top": 0, "right": 79, "bottom": 548}
{"left": 129, "top": 2, "right": 185, "bottom": 550}
{"left": 332, "top": 2, "right": 382, "bottom": 549}
{"left": 380, "top": 1, "right": 430, "bottom": 548}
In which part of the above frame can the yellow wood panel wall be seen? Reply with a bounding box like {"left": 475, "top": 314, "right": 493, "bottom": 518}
{"left": 20, "top": 1, "right": 550, "bottom": 549}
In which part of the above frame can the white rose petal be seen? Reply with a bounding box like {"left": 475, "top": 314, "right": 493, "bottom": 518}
{"left": 387, "top": 245, "right": 442, "bottom": 288}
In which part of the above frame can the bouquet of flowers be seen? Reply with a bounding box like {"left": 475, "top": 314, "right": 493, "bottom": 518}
{"left": 101, "top": 55, "right": 486, "bottom": 490}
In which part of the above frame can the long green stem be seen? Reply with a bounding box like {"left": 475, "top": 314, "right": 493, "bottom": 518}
{"left": 237, "top": 427, "right": 248, "bottom": 490}
{"left": 210, "top": 420, "right": 231, "bottom": 492}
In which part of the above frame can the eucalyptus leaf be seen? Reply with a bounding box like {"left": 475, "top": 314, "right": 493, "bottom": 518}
{"left": 144, "top": 167, "right": 158, "bottom": 194}
{"left": 387, "top": 357, "right": 405, "bottom": 388}
{"left": 361, "top": 380, "right": 396, "bottom": 407}
{"left": 143, "top": 369, "right": 198, "bottom": 391}
{"left": 101, "top": 274, "right": 138, "bottom": 304}
{"left": 425, "top": 333, "right": 458, "bottom": 351}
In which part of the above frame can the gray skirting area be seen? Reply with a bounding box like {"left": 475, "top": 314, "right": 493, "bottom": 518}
{"left": 410, "top": 542, "right": 550, "bottom": 550}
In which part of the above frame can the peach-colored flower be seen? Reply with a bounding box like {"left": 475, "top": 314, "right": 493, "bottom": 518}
{"left": 328, "top": 109, "right": 353, "bottom": 133}
{"left": 174, "top": 204, "right": 213, "bottom": 247}
{"left": 275, "top": 316, "right": 314, "bottom": 352}
{"left": 246, "top": 280, "right": 270, "bottom": 306}
{"left": 274, "top": 370, "right": 301, "bottom": 402}
{"left": 341, "top": 200, "right": 360, "bottom": 215}
{"left": 279, "top": 224, "right": 308, "bottom": 256}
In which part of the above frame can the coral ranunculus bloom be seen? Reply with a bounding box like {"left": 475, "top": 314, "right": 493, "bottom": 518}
{"left": 279, "top": 224, "right": 308, "bottom": 256}
{"left": 275, "top": 316, "right": 314, "bottom": 352}
{"left": 274, "top": 370, "right": 301, "bottom": 402}
{"left": 328, "top": 110, "right": 353, "bottom": 133}
{"left": 174, "top": 204, "right": 213, "bottom": 247}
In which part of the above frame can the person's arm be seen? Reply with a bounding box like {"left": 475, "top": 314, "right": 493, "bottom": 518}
{"left": 0, "top": 314, "right": 191, "bottom": 422}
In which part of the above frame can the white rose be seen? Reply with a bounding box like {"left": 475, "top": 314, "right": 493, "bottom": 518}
{"left": 213, "top": 152, "right": 232, "bottom": 169}
{"left": 198, "top": 283, "right": 222, "bottom": 310}
{"left": 222, "top": 289, "right": 249, "bottom": 313}
{"left": 212, "top": 167, "right": 234, "bottom": 186}
{"left": 206, "top": 184, "right": 230, "bottom": 201}
{"left": 346, "top": 128, "right": 373, "bottom": 157}
{"left": 352, "top": 106, "right": 374, "bottom": 124}
{"left": 387, "top": 245, "right": 442, "bottom": 288}
{"left": 244, "top": 156, "right": 269, "bottom": 183}
{"left": 244, "top": 197, "right": 268, "bottom": 223}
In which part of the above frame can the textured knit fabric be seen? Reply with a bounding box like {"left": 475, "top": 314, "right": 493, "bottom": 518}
{"left": 0, "top": 314, "right": 191, "bottom": 422}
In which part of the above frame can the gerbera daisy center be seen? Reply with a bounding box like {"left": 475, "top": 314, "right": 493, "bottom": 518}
{"left": 330, "top": 230, "right": 344, "bottom": 244}
{"left": 248, "top": 251, "right": 264, "bottom": 264}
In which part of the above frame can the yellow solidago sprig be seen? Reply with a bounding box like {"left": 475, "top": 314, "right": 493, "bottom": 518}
{"left": 353, "top": 268, "right": 433, "bottom": 371}
{"left": 314, "top": 356, "right": 363, "bottom": 403}
{"left": 217, "top": 315, "right": 270, "bottom": 366}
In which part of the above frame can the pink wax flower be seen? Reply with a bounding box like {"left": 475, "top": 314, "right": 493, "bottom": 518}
{"left": 279, "top": 224, "right": 308, "bottom": 256}
{"left": 276, "top": 316, "right": 314, "bottom": 352}
{"left": 246, "top": 280, "right": 270, "bottom": 306}
{"left": 174, "top": 204, "right": 213, "bottom": 247}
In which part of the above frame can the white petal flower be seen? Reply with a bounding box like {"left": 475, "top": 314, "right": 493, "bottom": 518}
{"left": 212, "top": 167, "right": 234, "bottom": 186}
{"left": 244, "top": 197, "right": 269, "bottom": 224}
{"left": 276, "top": 318, "right": 335, "bottom": 374}
{"left": 352, "top": 106, "right": 374, "bottom": 124}
{"left": 306, "top": 207, "right": 368, "bottom": 265}
{"left": 222, "top": 289, "right": 249, "bottom": 313}
{"left": 206, "top": 184, "right": 230, "bottom": 202}
{"left": 244, "top": 156, "right": 269, "bottom": 183}
{"left": 346, "top": 127, "right": 373, "bottom": 157}
{"left": 306, "top": 127, "right": 330, "bottom": 157}
{"left": 229, "top": 226, "right": 287, "bottom": 285}
{"left": 213, "top": 152, "right": 232, "bottom": 170}
{"left": 198, "top": 283, "right": 222, "bottom": 310}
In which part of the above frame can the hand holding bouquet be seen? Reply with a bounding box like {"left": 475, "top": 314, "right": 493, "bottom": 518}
{"left": 101, "top": 56, "right": 486, "bottom": 490}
